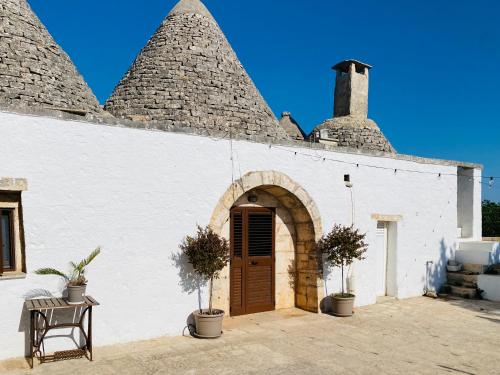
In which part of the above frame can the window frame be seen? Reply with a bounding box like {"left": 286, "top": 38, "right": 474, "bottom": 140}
{"left": 0, "top": 208, "right": 16, "bottom": 272}
{"left": 0, "top": 191, "right": 26, "bottom": 277}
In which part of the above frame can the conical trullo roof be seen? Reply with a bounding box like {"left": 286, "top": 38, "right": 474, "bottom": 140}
{"left": 0, "top": 0, "right": 102, "bottom": 114}
{"left": 105, "top": 0, "right": 288, "bottom": 139}
{"left": 279, "top": 112, "right": 305, "bottom": 141}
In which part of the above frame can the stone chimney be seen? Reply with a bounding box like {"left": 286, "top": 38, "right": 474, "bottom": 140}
{"left": 333, "top": 60, "right": 372, "bottom": 118}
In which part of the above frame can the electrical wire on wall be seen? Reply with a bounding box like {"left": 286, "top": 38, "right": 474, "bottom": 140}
{"left": 171, "top": 122, "right": 498, "bottom": 191}
{"left": 350, "top": 187, "right": 355, "bottom": 226}
{"left": 267, "top": 143, "right": 498, "bottom": 185}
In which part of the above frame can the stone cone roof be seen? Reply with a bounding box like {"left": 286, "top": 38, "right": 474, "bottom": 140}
{"left": 279, "top": 112, "right": 305, "bottom": 141}
{"left": 0, "top": 0, "right": 102, "bottom": 115}
{"left": 105, "top": 0, "right": 288, "bottom": 139}
{"left": 311, "top": 116, "right": 395, "bottom": 153}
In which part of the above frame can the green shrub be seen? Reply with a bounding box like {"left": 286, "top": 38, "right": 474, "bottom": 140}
{"left": 35, "top": 247, "right": 101, "bottom": 286}
{"left": 180, "top": 225, "right": 229, "bottom": 314}
{"left": 317, "top": 225, "right": 367, "bottom": 297}
{"left": 483, "top": 200, "right": 500, "bottom": 237}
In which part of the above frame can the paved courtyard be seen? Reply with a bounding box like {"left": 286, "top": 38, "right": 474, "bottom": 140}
{"left": 1, "top": 297, "right": 499, "bottom": 374}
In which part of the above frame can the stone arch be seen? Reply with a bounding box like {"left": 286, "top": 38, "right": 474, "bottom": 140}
{"left": 209, "top": 171, "right": 324, "bottom": 314}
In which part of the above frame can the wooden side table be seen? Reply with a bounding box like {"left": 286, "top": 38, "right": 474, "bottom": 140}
{"left": 25, "top": 296, "right": 99, "bottom": 368}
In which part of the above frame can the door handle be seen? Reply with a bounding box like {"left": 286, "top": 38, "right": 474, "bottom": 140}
{"left": 250, "top": 261, "right": 258, "bottom": 266}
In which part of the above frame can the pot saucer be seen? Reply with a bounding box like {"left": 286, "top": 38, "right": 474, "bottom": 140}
{"left": 192, "top": 331, "right": 223, "bottom": 339}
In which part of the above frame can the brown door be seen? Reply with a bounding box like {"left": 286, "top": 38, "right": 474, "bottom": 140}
{"left": 230, "top": 207, "right": 275, "bottom": 316}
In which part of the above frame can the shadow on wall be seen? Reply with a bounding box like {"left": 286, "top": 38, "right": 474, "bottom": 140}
{"left": 171, "top": 251, "right": 206, "bottom": 336}
{"left": 319, "top": 254, "right": 334, "bottom": 314}
{"left": 18, "top": 289, "right": 88, "bottom": 362}
{"left": 426, "top": 238, "right": 452, "bottom": 294}
{"left": 287, "top": 259, "right": 296, "bottom": 291}
{"left": 490, "top": 243, "right": 500, "bottom": 264}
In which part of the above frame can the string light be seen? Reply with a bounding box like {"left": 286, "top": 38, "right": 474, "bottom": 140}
{"left": 195, "top": 131, "right": 498, "bottom": 189}
{"left": 261, "top": 143, "right": 498, "bottom": 188}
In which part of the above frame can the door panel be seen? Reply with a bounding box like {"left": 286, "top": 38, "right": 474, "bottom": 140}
{"left": 375, "top": 221, "right": 388, "bottom": 297}
{"left": 230, "top": 207, "right": 275, "bottom": 316}
{"left": 230, "top": 210, "right": 245, "bottom": 316}
{"left": 246, "top": 265, "right": 273, "bottom": 314}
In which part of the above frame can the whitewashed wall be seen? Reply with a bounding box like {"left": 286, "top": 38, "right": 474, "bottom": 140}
{"left": 0, "top": 111, "right": 480, "bottom": 360}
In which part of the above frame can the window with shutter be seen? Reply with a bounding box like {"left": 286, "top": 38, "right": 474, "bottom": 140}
{"left": 0, "top": 210, "right": 14, "bottom": 271}
{"left": 0, "top": 191, "right": 26, "bottom": 278}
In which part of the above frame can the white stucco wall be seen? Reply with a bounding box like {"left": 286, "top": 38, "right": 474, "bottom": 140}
{"left": 472, "top": 168, "right": 483, "bottom": 240}
{"left": 0, "top": 111, "right": 480, "bottom": 360}
{"left": 457, "top": 167, "right": 483, "bottom": 240}
{"left": 478, "top": 274, "right": 500, "bottom": 302}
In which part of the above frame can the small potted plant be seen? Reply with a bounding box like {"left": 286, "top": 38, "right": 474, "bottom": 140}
{"left": 318, "top": 225, "right": 367, "bottom": 317}
{"left": 34, "top": 247, "right": 101, "bottom": 304}
{"left": 180, "top": 225, "right": 229, "bottom": 338}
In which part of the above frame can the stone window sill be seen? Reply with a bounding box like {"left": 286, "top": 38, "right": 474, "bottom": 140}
{"left": 0, "top": 272, "right": 26, "bottom": 280}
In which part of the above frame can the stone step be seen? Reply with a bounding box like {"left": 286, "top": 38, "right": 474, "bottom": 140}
{"left": 462, "top": 263, "right": 488, "bottom": 273}
{"left": 444, "top": 284, "right": 478, "bottom": 299}
{"left": 447, "top": 272, "right": 478, "bottom": 288}
{"left": 485, "top": 264, "right": 500, "bottom": 275}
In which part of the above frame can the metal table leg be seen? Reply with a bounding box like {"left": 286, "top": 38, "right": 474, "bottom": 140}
{"left": 88, "top": 306, "right": 93, "bottom": 361}
{"left": 30, "top": 311, "right": 34, "bottom": 369}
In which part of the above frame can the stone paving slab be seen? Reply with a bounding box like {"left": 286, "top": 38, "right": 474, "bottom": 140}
{"left": 1, "top": 297, "right": 499, "bottom": 374}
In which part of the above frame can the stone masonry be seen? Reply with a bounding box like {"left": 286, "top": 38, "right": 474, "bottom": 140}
{"left": 310, "top": 60, "right": 395, "bottom": 153}
{"left": 333, "top": 60, "right": 370, "bottom": 118}
{"left": 279, "top": 112, "right": 305, "bottom": 141}
{"left": 314, "top": 116, "right": 395, "bottom": 153}
{"left": 105, "top": 0, "right": 288, "bottom": 140}
{"left": 0, "top": 0, "right": 102, "bottom": 114}
{"left": 0, "top": 0, "right": 399, "bottom": 152}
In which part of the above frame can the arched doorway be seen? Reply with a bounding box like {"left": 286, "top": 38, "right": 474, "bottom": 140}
{"left": 209, "top": 171, "right": 323, "bottom": 315}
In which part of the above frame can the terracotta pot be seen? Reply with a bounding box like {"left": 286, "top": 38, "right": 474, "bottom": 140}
{"left": 332, "top": 294, "right": 355, "bottom": 317}
{"left": 67, "top": 285, "right": 86, "bottom": 304}
{"left": 193, "top": 309, "right": 224, "bottom": 338}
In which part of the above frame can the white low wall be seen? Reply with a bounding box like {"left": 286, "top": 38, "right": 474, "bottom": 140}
{"left": 479, "top": 274, "right": 500, "bottom": 302}
{"left": 0, "top": 111, "right": 474, "bottom": 360}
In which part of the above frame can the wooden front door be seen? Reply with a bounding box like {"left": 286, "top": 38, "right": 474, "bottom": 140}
{"left": 230, "top": 207, "right": 275, "bottom": 316}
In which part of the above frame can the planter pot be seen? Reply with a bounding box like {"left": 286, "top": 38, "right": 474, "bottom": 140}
{"left": 67, "top": 285, "right": 86, "bottom": 304}
{"left": 447, "top": 264, "right": 462, "bottom": 272}
{"left": 332, "top": 294, "right": 355, "bottom": 317}
{"left": 193, "top": 309, "right": 224, "bottom": 338}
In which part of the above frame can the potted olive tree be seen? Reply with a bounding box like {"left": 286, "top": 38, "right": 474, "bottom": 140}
{"left": 180, "top": 225, "right": 229, "bottom": 338}
{"left": 318, "top": 225, "right": 367, "bottom": 317}
{"left": 35, "top": 247, "right": 101, "bottom": 304}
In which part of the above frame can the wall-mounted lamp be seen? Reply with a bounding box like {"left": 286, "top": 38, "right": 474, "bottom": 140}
{"left": 344, "top": 174, "right": 353, "bottom": 188}
{"left": 248, "top": 194, "right": 258, "bottom": 203}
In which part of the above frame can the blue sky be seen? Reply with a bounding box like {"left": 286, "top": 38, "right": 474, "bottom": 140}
{"left": 30, "top": 0, "right": 499, "bottom": 201}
